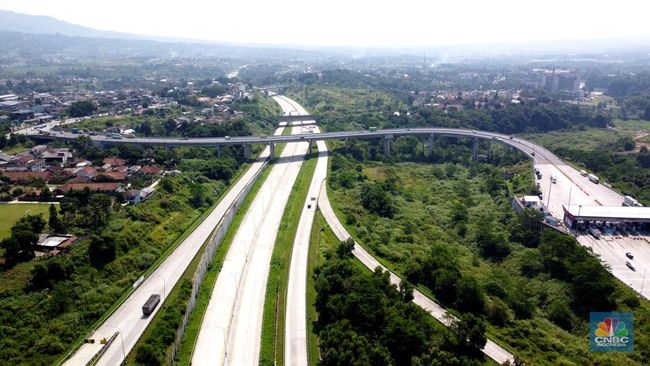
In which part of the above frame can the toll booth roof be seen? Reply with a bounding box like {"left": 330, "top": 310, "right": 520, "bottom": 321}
{"left": 563, "top": 204, "right": 650, "bottom": 223}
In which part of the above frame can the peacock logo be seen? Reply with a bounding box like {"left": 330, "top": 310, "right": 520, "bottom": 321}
{"left": 590, "top": 312, "right": 633, "bottom": 352}
{"left": 594, "top": 317, "right": 628, "bottom": 337}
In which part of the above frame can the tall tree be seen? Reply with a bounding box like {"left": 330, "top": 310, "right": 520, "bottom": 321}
{"left": 48, "top": 204, "right": 63, "bottom": 233}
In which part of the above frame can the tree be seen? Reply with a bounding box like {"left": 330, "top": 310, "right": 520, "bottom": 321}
{"left": 455, "top": 276, "right": 485, "bottom": 314}
{"left": 509, "top": 209, "right": 544, "bottom": 248}
{"left": 644, "top": 106, "right": 650, "bottom": 121}
{"left": 140, "top": 121, "right": 153, "bottom": 136}
{"left": 48, "top": 204, "right": 63, "bottom": 233}
{"left": 450, "top": 313, "right": 487, "bottom": 355}
{"left": 360, "top": 182, "right": 396, "bottom": 218}
{"left": 336, "top": 238, "right": 355, "bottom": 258}
{"left": 135, "top": 344, "right": 161, "bottom": 366}
{"left": 88, "top": 234, "right": 116, "bottom": 267}
{"left": 67, "top": 100, "right": 96, "bottom": 117}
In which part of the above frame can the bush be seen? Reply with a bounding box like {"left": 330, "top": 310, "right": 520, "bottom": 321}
{"left": 135, "top": 344, "right": 161, "bottom": 366}
{"left": 88, "top": 234, "right": 116, "bottom": 267}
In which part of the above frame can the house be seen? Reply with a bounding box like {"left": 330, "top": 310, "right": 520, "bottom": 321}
{"left": 36, "top": 234, "right": 78, "bottom": 253}
{"left": 1, "top": 171, "right": 52, "bottom": 183}
{"left": 126, "top": 189, "right": 142, "bottom": 205}
{"left": 138, "top": 165, "right": 163, "bottom": 176}
{"left": 59, "top": 182, "right": 123, "bottom": 194}
{"left": 40, "top": 148, "right": 72, "bottom": 164}
{"left": 95, "top": 171, "right": 127, "bottom": 181}
{"left": 76, "top": 166, "right": 97, "bottom": 180}
{"left": 103, "top": 157, "right": 126, "bottom": 168}
{"left": 127, "top": 186, "right": 155, "bottom": 205}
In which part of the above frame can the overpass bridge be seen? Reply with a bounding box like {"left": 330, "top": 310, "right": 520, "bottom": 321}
{"left": 29, "top": 127, "right": 540, "bottom": 161}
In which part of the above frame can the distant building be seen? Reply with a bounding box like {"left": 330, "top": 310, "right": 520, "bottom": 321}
{"left": 541, "top": 69, "right": 580, "bottom": 96}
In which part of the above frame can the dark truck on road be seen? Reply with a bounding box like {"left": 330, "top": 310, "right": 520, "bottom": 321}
{"left": 142, "top": 294, "right": 161, "bottom": 316}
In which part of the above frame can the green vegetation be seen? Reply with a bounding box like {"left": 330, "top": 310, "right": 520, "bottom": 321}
{"left": 0, "top": 155, "right": 246, "bottom": 365}
{"left": 291, "top": 85, "right": 611, "bottom": 135}
{"left": 313, "top": 239, "right": 492, "bottom": 365}
{"left": 326, "top": 150, "right": 650, "bottom": 365}
{"left": 0, "top": 203, "right": 51, "bottom": 240}
{"left": 259, "top": 153, "right": 317, "bottom": 365}
{"left": 524, "top": 127, "right": 633, "bottom": 152}
{"left": 307, "top": 211, "right": 349, "bottom": 365}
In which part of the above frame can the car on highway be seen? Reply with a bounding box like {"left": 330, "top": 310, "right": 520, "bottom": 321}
{"left": 509, "top": 136, "right": 513, "bottom": 140}
{"left": 626, "top": 261, "right": 636, "bottom": 271}
{"left": 224, "top": 135, "right": 231, "bottom": 140}
{"left": 626, "top": 252, "right": 634, "bottom": 259}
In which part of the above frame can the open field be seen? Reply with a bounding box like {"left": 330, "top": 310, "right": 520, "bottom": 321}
{"left": 0, "top": 203, "right": 51, "bottom": 239}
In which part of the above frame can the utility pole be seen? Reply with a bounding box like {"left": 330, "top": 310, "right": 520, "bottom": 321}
{"left": 546, "top": 175, "right": 553, "bottom": 208}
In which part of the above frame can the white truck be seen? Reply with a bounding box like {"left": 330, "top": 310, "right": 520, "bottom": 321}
{"left": 623, "top": 195, "right": 643, "bottom": 207}
{"left": 588, "top": 174, "right": 599, "bottom": 184}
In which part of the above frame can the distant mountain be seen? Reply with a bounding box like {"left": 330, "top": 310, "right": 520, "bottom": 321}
{"left": 0, "top": 10, "right": 152, "bottom": 41}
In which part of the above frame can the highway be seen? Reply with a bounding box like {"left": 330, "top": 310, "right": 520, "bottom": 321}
{"left": 62, "top": 130, "right": 278, "bottom": 365}
{"left": 284, "top": 111, "right": 329, "bottom": 365}
{"left": 192, "top": 96, "right": 310, "bottom": 366}
{"left": 24, "top": 96, "right": 650, "bottom": 364}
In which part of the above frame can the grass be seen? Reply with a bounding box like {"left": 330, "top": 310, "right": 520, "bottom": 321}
{"left": 0, "top": 203, "right": 51, "bottom": 240}
{"left": 259, "top": 153, "right": 317, "bottom": 366}
{"left": 173, "top": 163, "right": 273, "bottom": 365}
{"left": 612, "top": 118, "right": 650, "bottom": 132}
{"left": 522, "top": 127, "right": 632, "bottom": 152}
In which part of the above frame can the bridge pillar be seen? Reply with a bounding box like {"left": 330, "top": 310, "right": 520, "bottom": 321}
{"left": 427, "top": 133, "right": 435, "bottom": 156}
{"left": 383, "top": 135, "right": 393, "bottom": 156}
{"left": 472, "top": 137, "right": 479, "bottom": 161}
{"left": 243, "top": 144, "right": 251, "bottom": 159}
{"left": 269, "top": 142, "right": 275, "bottom": 160}
{"left": 308, "top": 140, "right": 314, "bottom": 155}
{"left": 216, "top": 145, "right": 222, "bottom": 158}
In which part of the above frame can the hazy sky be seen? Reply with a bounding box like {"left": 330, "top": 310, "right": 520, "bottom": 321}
{"left": 1, "top": 0, "right": 649, "bottom": 47}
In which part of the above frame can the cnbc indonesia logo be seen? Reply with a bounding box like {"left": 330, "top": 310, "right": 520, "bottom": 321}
{"left": 590, "top": 312, "right": 634, "bottom": 352}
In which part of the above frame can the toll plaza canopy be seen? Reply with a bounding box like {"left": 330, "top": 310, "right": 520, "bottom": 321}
{"left": 563, "top": 204, "right": 650, "bottom": 224}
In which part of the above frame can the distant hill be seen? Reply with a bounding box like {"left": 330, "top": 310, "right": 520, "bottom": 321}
{"left": 0, "top": 10, "right": 148, "bottom": 41}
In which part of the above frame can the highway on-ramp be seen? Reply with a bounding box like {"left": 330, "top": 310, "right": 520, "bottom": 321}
{"left": 192, "top": 96, "right": 311, "bottom": 366}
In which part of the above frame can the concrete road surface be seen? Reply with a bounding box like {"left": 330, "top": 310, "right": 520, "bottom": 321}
{"left": 63, "top": 128, "right": 282, "bottom": 365}
{"left": 317, "top": 179, "right": 515, "bottom": 365}
{"left": 192, "top": 96, "right": 310, "bottom": 366}
{"left": 284, "top": 135, "right": 328, "bottom": 364}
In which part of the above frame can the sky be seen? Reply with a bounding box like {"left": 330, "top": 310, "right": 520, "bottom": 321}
{"left": 1, "top": 0, "right": 649, "bottom": 48}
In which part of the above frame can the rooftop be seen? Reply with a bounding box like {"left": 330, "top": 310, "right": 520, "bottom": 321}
{"left": 563, "top": 204, "right": 650, "bottom": 222}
